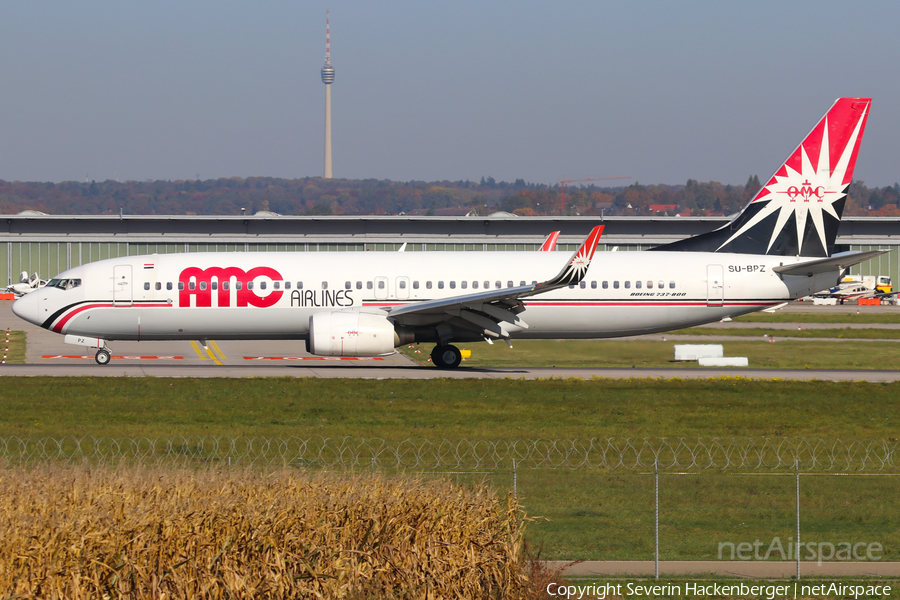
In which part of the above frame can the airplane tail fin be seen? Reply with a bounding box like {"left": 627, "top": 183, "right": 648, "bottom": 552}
{"left": 657, "top": 98, "right": 871, "bottom": 257}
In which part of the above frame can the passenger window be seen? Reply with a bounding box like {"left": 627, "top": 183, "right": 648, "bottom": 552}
{"left": 438, "top": 281, "right": 444, "bottom": 289}
{"left": 519, "top": 281, "right": 526, "bottom": 286}
{"left": 345, "top": 281, "right": 351, "bottom": 290}
{"left": 413, "top": 281, "right": 419, "bottom": 289}
{"left": 399, "top": 280, "right": 407, "bottom": 289}
{"left": 635, "top": 281, "right": 642, "bottom": 289}
{"left": 236, "top": 282, "right": 242, "bottom": 290}
{"left": 377, "top": 280, "right": 385, "bottom": 289}
{"left": 144, "top": 282, "right": 150, "bottom": 290}
{"left": 223, "top": 282, "right": 230, "bottom": 291}
{"left": 259, "top": 281, "right": 266, "bottom": 290}
{"left": 297, "top": 282, "right": 303, "bottom": 290}
{"left": 367, "top": 281, "right": 373, "bottom": 290}
{"left": 155, "top": 282, "right": 161, "bottom": 291}
{"left": 200, "top": 282, "right": 207, "bottom": 291}
{"left": 591, "top": 281, "right": 597, "bottom": 289}
{"left": 321, "top": 281, "right": 327, "bottom": 290}
{"left": 247, "top": 282, "right": 253, "bottom": 290}
{"left": 613, "top": 281, "right": 619, "bottom": 289}
{"left": 472, "top": 281, "right": 478, "bottom": 289}
{"left": 178, "top": 282, "right": 185, "bottom": 290}
{"left": 426, "top": 281, "right": 432, "bottom": 289}
{"left": 211, "top": 282, "right": 218, "bottom": 290}
{"left": 647, "top": 281, "right": 653, "bottom": 289}
{"left": 188, "top": 282, "right": 195, "bottom": 291}
{"left": 602, "top": 281, "right": 608, "bottom": 289}
{"left": 669, "top": 281, "right": 676, "bottom": 289}
{"left": 579, "top": 282, "right": 586, "bottom": 289}
{"left": 658, "top": 281, "right": 664, "bottom": 289}
{"left": 624, "top": 281, "right": 631, "bottom": 289}
{"left": 285, "top": 281, "right": 291, "bottom": 290}
{"left": 568, "top": 284, "right": 575, "bottom": 289}
{"left": 461, "top": 281, "right": 467, "bottom": 289}
{"left": 167, "top": 282, "right": 173, "bottom": 291}
{"left": 356, "top": 281, "right": 362, "bottom": 290}
{"left": 274, "top": 281, "right": 280, "bottom": 290}
{"left": 507, "top": 281, "right": 513, "bottom": 288}
{"left": 450, "top": 281, "right": 456, "bottom": 289}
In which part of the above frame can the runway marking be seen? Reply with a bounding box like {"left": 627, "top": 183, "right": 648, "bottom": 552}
{"left": 243, "top": 356, "right": 386, "bottom": 361}
{"left": 209, "top": 340, "right": 227, "bottom": 361}
{"left": 190, "top": 341, "right": 223, "bottom": 365}
{"left": 42, "top": 355, "right": 185, "bottom": 360}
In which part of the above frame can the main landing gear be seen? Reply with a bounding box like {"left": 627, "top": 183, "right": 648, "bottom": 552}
{"left": 430, "top": 344, "right": 462, "bottom": 369}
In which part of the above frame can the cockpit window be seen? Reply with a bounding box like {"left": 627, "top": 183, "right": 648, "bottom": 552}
{"left": 47, "top": 278, "right": 81, "bottom": 290}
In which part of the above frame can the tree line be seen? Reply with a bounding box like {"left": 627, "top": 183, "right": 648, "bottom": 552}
{"left": 0, "top": 176, "right": 898, "bottom": 217}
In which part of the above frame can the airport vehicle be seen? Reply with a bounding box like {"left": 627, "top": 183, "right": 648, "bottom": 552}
{"left": 6, "top": 271, "right": 46, "bottom": 297}
{"left": 12, "top": 98, "right": 881, "bottom": 368}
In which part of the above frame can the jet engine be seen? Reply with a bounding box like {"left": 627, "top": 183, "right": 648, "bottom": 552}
{"left": 307, "top": 311, "right": 413, "bottom": 357}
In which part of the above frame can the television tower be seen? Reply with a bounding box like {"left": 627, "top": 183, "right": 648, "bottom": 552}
{"left": 321, "top": 9, "right": 335, "bottom": 179}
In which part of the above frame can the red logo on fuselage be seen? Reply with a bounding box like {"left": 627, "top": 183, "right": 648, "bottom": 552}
{"left": 179, "top": 266, "right": 283, "bottom": 308}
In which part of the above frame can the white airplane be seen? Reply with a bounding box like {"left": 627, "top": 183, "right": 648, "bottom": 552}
{"left": 13, "top": 97, "right": 882, "bottom": 368}
{"left": 6, "top": 271, "right": 47, "bottom": 297}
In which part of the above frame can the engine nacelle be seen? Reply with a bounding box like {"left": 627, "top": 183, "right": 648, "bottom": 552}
{"left": 308, "top": 311, "right": 409, "bottom": 357}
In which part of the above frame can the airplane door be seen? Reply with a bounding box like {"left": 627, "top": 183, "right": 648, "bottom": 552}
{"left": 113, "top": 265, "right": 133, "bottom": 305}
{"left": 374, "top": 276, "right": 388, "bottom": 300}
{"left": 707, "top": 264, "right": 724, "bottom": 307}
{"left": 396, "top": 276, "right": 410, "bottom": 299}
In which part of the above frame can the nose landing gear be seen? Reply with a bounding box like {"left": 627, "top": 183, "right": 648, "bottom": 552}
{"left": 95, "top": 349, "right": 112, "bottom": 365}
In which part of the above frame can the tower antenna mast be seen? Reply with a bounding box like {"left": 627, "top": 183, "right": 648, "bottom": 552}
{"left": 321, "top": 9, "right": 335, "bottom": 178}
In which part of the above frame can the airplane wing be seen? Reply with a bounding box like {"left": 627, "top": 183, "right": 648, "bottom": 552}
{"left": 386, "top": 226, "right": 603, "bottom": 340}
{"left": 772, "top": 250, "right": 887, "bottom": 277}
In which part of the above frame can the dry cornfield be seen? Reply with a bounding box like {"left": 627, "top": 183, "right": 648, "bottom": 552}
{"left": 0, "top": 466, "right": 549, "bottom": 599}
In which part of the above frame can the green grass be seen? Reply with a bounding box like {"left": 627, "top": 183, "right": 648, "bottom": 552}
{"left": 670, "top": 327, "right": 900, "bottom": 339}
{"left": 733, "top": 311, "right": 900, "bottom": 324}
{"left": 0, "top": 377, "right": 897, "bottom": 441}
{"left": 402, "top": 339, "right": 900, "bottom": 370}
{"left": 0, "top": 330, "right": 25, "bottom": 364}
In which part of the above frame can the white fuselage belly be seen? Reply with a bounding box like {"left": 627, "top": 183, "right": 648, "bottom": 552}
{"left": 37, "top": 251, "right": 836, "bottom": 342}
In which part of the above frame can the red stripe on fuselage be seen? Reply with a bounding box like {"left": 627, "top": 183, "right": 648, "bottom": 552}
{"left": 50, "top": 303, "right": 170, "bottom": 334}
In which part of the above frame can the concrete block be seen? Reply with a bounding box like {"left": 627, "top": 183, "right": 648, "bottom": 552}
{"left": 699, "top": 357, "right": 749, "bottom": 367}
{"left": 674, "top": 344, "right": 723, "bottom": 361}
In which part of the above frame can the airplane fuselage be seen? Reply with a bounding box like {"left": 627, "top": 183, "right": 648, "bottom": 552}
{"left": 14, "top": 250, "right": 837, "bottom": 344}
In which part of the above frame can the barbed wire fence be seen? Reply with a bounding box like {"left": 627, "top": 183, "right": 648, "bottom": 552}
{"left": 1, "top": 436, "right": 897, "bottom": 472}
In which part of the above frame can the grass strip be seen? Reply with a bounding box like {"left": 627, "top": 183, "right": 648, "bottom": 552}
{"left": 733, "top": 311, "right": 900, "bottom": 324}
{"left": 1, "top": 377, "right": 897, "bottom": 440}
{"left": 402, "top": 339, "right": 900, "bottom": 370}
{"left": 668, "top": 327, "right": 900, "bottom": 339}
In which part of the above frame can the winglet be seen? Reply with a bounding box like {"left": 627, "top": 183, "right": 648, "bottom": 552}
{"left": 540, "top": 225, "right": 604, "bottom": 287}
{"left": 538, "top": 231, "right": 561, "bottom": 252}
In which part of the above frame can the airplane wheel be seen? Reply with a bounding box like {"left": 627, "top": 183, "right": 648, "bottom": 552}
{"left": 431, "top": 344, "right": 462, "bottom": 369}
{"left": 95, "top": 349, "right": 111, "bottom": 365}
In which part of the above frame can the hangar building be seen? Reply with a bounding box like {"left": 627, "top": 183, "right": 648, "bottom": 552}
{"left": 1, "top": 214, "right": 897, "bottom": 287}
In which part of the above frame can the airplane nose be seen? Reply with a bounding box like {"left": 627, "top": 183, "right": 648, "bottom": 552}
{"left": 12, "top": 292, "right": 42, "bottom": 326}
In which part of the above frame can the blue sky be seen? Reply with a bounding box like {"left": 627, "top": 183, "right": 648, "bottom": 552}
{"left": 2, "top": 1, "right": 898, "bottom": 187}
